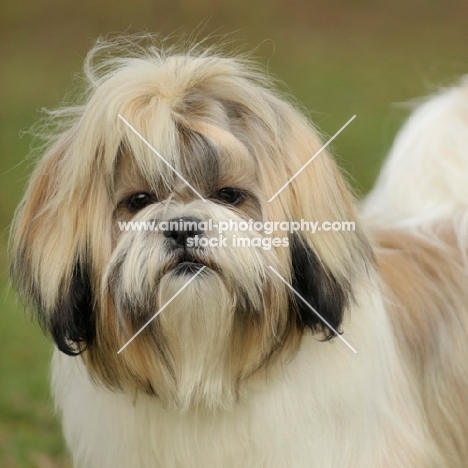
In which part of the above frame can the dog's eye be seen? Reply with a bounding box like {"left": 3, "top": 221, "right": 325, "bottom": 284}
{"left": 215, "top": 188, "right": 245, "bottom": 206}
{"left": 124, "top": 192, "right": 155, "bottom": 212}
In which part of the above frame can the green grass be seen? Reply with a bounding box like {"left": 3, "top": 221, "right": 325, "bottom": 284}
{"left": 1, "top": 1, "right": 468, "bottom": 466}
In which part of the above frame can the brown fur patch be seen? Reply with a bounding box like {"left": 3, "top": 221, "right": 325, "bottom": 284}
{"left": 371, "top": 224, "right": 468, "bottom": 463}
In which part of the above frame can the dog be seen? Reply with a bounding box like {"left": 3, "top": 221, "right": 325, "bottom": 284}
{"left": 11, "top": 37, "right": 468, "bottom": 467}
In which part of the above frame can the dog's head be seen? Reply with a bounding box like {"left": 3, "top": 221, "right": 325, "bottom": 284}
{"left": 11, "top": 39, "right": 370, "bottom": 410}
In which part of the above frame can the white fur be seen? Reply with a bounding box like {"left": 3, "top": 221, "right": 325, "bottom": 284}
{"left": 53, "top": 276, "right": 439, "bottom": 467}
{"left": 45, "top": 70, "right": 468, "bottom": 467}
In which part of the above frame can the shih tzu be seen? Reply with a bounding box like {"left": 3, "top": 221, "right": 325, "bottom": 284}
{"left": 11, "top": 37, "right": 468, "bottom": 467}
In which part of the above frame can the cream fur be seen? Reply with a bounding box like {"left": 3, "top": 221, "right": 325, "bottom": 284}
{"left": 10, "top": 37, "right": 468, "bottom": 467}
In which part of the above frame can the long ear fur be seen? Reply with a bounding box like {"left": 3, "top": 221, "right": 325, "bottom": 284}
{"left": 280, "top": 120, "right": 371, "bottom": 337}
{"left": 245, "top": 98, "right": 372, "bottom": 338}
{"left": 10, "top": 130, "right": 97, "bottom": 355}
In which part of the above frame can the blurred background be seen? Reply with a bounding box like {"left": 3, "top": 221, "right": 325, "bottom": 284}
{"left": 1, "top": 0, "right": 467, "bottom": 466}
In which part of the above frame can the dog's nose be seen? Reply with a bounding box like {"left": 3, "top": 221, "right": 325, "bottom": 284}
{"left": 163, "top": 217, "right": 203, "bottom": 247}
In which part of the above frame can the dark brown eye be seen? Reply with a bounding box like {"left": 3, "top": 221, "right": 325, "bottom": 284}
{"left": 125, "top": 192, "right": 155, "bottom": 212}
{"left": 215, "top": 188, "right": 245, "bottom": 206}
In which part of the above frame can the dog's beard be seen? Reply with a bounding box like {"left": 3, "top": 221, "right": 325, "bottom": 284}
{"left": 104, "top": 203, "right": 294, "bottom": 410}
{"left": 148, "top": 272, "right": 237, "bottom": 410}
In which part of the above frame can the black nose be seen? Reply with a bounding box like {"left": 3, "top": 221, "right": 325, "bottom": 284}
{"left": 163, "top": 217, "right": 203, "bottom": 247}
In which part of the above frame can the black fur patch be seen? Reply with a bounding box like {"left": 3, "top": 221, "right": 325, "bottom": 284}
{"left": 49, "top": 263, "right": 95, "bottom": 356}
{"left": 290, "top": 233, "right": 349, "bottom": 340}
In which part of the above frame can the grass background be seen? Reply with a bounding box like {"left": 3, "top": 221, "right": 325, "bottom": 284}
{"left": 1, "top": 1, "right": 468, "bottom": 466}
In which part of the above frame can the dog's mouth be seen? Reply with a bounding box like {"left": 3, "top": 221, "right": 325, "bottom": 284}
{"left": 157, "top": 246, "right": 224, "bottom": 280}
{"left": 172, "top": 260, "right": 205, "bottom": 275}
{"left": 166, "top": 251, "right": 207, "bottom": 276}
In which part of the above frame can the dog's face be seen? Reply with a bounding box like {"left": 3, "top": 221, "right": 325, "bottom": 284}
{"left": 11, "top": 47, "right": 369, "bottom": 410}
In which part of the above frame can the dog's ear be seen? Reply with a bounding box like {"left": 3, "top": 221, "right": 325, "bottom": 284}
{"left": 289, "top": 233, "right": 348, "bottom": 339}
{"left": 10, "top": 130, "right": 97, "bottom": 355}
{"left": 249, "top": 101, "right": 371, "bottom": 338}
{"left": 277, "top": 117, "right": 368, "bottom": 338}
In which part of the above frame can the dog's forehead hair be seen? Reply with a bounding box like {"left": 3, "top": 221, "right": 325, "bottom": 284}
{"left": 186, "top": 122, "right": 257, "bottom": 183}
{"left": 177, "top": 124, "right": 220, "bottom": 194}
{"left": 113, "top": 122, "right": 257, "bottom": 201}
